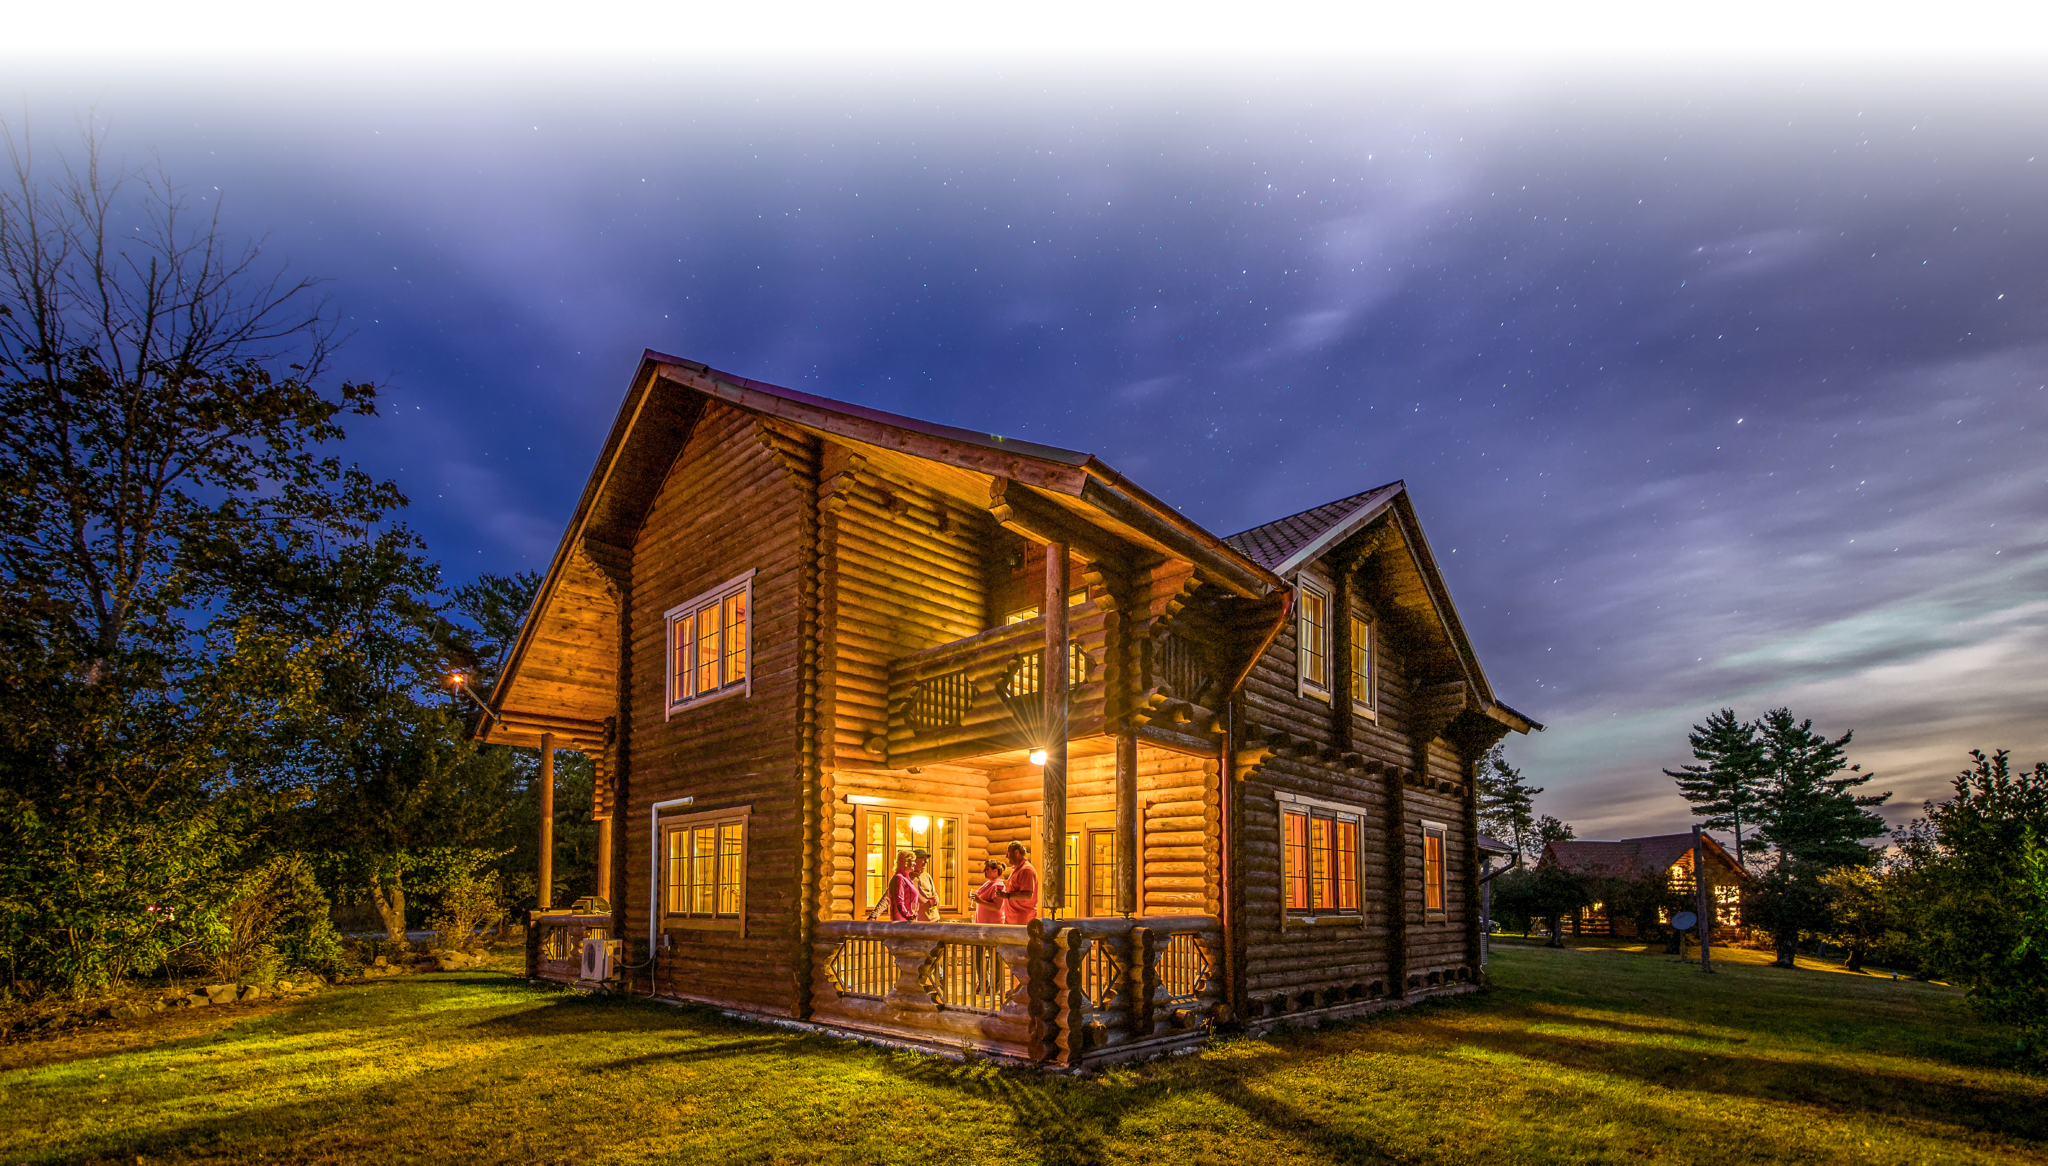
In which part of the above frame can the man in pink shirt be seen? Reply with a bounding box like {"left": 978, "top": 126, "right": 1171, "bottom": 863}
{"left": 1002, "top": 842, "right": 1039, "bottom": 925}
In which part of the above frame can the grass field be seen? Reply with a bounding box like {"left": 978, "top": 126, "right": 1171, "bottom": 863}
{"left": 3, "top": 939, "right": 2041, "bottom": 1165}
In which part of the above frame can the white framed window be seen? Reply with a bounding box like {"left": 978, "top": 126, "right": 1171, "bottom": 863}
{"left": 660, "top": 804, "right": 750, "bottom": 932}
{"left": 1297, "top": 580, "right": 1330, "bottom": 700}
{"left": 1349, "top": 615, "right": 1377, "bottom": 721}
{"left": 1421, "top": 819, "right": 1448, "bottom": 917}
{"left": 1279, "top": 792, "right": 1366, "bottom": 920}
{"left": 851, "top": 797, "right": 966, "bottom": 917}
{"left": 666, "top": 569, "right": 754, "bottom": 716}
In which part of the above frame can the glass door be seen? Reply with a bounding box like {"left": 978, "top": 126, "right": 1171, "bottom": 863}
{"left": 858, "top": 807, "right": 959, "bottom": 916}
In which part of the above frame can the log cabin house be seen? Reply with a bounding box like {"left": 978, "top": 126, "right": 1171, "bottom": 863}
{"left": 1541, "top": 834, "right": 1749, "bottom": 938}
{"left": 479, "top": 350, "right": 1538, "bottom": 1067}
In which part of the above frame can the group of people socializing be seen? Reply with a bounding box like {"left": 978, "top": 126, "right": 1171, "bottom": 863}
{"left": 871, "top": 840, "right": 1040, "bottom": 924}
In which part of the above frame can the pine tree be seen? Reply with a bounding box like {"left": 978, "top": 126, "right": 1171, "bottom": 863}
{"left": 1663, "top": 708, "right": 1769, "bottom": 870}
{"left": 1755, "top": 708, "right": 1890, "bottom": 867}
{"left": 1477, "top": 744, "right": 1544, "bottom": 862}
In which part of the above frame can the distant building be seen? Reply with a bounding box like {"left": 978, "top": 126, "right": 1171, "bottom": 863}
{"left": 1540, "top": 833, "right": 1748, "bottom": 936}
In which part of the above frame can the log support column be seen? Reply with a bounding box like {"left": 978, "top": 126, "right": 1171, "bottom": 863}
{"left": 1041, "top": 542, "right": 1070, "bottom": 916}
{"left": 1114, "top": 726, "right": 1138, "bottom": 916}
{"left": 537, "top": 733, "right": 556, "bottom": 910}
{"left": 593, "top": 812, "right": 614, "bottom": 903}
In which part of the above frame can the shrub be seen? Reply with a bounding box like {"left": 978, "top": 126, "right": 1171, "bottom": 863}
{"left": 426, "top": 873, "right": 505, "bottom": 953}
{"left": 192, "top": 854, "right": 345, "bottom": 984}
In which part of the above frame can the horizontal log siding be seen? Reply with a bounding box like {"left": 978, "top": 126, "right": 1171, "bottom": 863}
{"left": 816, "top": 448, "right": 998, "bottom": 918}
{"left": 984, "top": 744, "right": 1215, "bottom": 916}
{"left": 625, "top": 405, "right": 807, "bottom": 1017}
{"left": 827, "top": 764, "right": 992, "bottom": 919}
{"left": 1403, "top": 737, "right": 1475, "bottom": 985}
{"left": 1236, "top": 553, "right": 1480, "bottom": 1013}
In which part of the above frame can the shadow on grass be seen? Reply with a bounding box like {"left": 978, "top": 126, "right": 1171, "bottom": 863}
{"left": 1434, "top": 1023, "right": 2048, "bottom": 1144}
{"left": 883, "top": 1046, "right": 1404, "bottom": 1166}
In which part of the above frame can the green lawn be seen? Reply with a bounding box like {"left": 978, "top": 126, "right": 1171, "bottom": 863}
{"left": 3, "top": 941, "right": 2041, "bottom": 1165}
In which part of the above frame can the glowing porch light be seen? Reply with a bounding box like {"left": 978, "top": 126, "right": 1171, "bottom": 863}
{"left": 1029, "top": 748, "right": 1048, "bottom": 766}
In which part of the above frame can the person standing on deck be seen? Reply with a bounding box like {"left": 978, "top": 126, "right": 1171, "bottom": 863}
{"left": 971, "top": 860, "right": 1008, "bottom": 923}
{"left": 1002, "top": 842, "right": 1039, "bottom": 925}
{"left": 912, "top": 849, "right": 940, "bottom": 922}
{"left": 886, "top": 851, "right": 922, "bottom": 922}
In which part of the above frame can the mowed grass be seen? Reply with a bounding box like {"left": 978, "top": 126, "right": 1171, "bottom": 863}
{"left": 3, "top": 941, "right": 2042, "bottom": 1166}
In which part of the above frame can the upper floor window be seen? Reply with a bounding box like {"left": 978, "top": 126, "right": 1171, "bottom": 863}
{"left": 1281, "top": 794, "right": 1364, "bottom": 918}
{"left": 1297, "top": 581, "right": 1330, "bottom": 699}
{"left": 1422, "top": 820, "right": 1448, "bottom": 915}
{"left": 666, "top": 570, "right": 753, "bottom": 715}
{"left": 1349, "top": 615, "right": 1376, "bottom": 720}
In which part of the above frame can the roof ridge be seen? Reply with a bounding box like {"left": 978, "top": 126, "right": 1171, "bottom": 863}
{"left": 1221, "top": 481, "right": 1402, "bottom": 543}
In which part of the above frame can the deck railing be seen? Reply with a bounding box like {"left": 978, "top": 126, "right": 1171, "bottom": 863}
{"left": 811, "top": 915, "right": 1225, "bottom": 1067}
{"left": 526, "top": 912, "right": 613, "bottom": 983}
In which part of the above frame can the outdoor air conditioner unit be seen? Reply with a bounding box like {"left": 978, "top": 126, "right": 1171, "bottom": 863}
{"left": 580, "top": 937, "right": 620, "bottom": 982}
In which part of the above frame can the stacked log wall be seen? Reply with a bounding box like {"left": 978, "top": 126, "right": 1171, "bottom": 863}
{"left": 815, "top": 447, "right": 997, "bottom": 918}
{"left": 624, "top": 403, "right": 808, "bottom": 1016}
{"left": 983, "top": 745, "right": 1214, "bottom": 915}
{"left": 1236, "top": 554, "right": 1482, "bottom": 1017}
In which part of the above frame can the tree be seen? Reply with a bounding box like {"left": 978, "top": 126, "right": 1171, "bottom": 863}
{"left": 1535, "top": 815, "right": 1575, "bottom": 849}
{"left": 1817, "top": 864, "right": 1902, "bottom": 974}
{"left": 1664, "top": 708, "right": 1769, "bottom": 870}
{"left": 1477, "top": 744, "right": 1543, "bottom": 863}
{"left": 1906, "top": 750, "right": 2048, "bottom": 1055}
{"left": 1747, "top": 856, "right": 1839, "bottom": 968}
{"left": 0, "top": 126, "right": 403, "bottom": 994}
{"left": 1755, "top": 708, "right": 1889, "bottom": 867}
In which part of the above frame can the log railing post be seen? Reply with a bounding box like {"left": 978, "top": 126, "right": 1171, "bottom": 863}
{"left": 1131, "top": 925, "right": 1158, "bottom": 1037}
{"left": 593, "top": 812, "right": 614, "bottom": 903}
{"left": 1041, "top": 542, "right": 1070, "bottom": 916}
{"left": 537, "top": 733, "right": 556, "bottom": 910}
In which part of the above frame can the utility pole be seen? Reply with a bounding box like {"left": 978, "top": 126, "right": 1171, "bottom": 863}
{"left": 1693, "top": 824, "right": 1714, "bottom": 974}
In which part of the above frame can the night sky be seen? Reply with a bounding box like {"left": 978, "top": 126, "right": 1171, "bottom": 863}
{"left": 11, "top": 53, "right": 2046, "bottom": 839}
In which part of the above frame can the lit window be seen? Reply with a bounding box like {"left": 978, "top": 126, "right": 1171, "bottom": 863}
{"left": 1282, "top": 800, "right": 1363, "bottom": 916}
{"left": 1298, "top": 582, "right": 1330, "bottom": 697}
{"left": 856, "top": 805, "right": 960, "bottom": 916}
{"left": 1349, "top": 615, "right": 1375, "bottom": 718}
{"left": 666, "top": 572, "right": 753, "bottom": 713}
{"left": 1423, "top": 822, "right": 1447, "bottom": 914}
{"left": 662, "top": 807, "right": 749, "bottom": 929}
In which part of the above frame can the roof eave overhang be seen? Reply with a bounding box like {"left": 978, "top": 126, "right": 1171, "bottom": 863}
{"left": 654, "top": 355, "right": 1282, "bottom": 599}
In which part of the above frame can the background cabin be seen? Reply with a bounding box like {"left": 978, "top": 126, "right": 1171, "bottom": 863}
{"left": 1542, "top": 833, "right": 1749, "bottom": 938}
{"left": 482, "top": 351, "right": 1538, "bottom": 1067}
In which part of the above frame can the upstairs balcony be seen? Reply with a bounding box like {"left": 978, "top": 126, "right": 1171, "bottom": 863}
{"left": 883, "top": 603, "right": 1225, "bottom": 769}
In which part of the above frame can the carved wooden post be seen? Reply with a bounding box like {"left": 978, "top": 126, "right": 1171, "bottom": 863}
{"left": 1042, "top": 542, "right": 1070, "bottom": 916}
{"left": 1115, "top": 727, "right": 1138, "bottom": 916}
{"left": 1056, "top": 926, "right": 1088, "bottom": 1067}
{"left": 593, "top": 812, "right": 614, "bottom": 903}
{"left": 538, "top": 733, "right": 556, "bottom": 910}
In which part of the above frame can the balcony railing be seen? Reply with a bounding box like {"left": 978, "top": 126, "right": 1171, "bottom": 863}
{"left": 886, "top": 606, "right": 1109, "bottom": 768}
{"left": 811, "top": 915, "right": 1226, "bottom": 1067}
